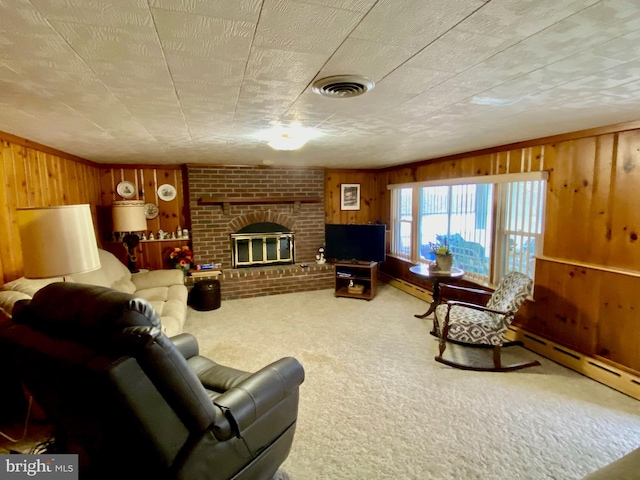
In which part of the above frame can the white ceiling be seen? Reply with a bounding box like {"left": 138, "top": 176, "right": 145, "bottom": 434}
{"left": 2, "top": 0, "right": 640, "bottom": 169}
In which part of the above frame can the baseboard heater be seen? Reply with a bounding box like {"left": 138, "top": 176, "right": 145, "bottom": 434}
{"left": 381, "top": 272, "right": 640, "bottom": 402}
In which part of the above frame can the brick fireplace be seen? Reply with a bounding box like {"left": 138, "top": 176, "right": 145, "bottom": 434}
{"left": 186, "top": 166, "right": 333, "bottom": 300}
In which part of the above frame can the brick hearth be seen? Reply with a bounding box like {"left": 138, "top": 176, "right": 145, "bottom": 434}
{"left": 219, "top": 263, "right": 333, "bottom": 300}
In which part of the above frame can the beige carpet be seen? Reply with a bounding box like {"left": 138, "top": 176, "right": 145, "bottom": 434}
{"left": 185, "top": 283, "right": 640, "bottom": 480}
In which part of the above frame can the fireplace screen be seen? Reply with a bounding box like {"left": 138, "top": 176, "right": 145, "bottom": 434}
{"left": 231, "top": 232, "right": 294, "bottom": 268}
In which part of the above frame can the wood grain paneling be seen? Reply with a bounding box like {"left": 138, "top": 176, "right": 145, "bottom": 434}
{"left": 325, "top": 169, "right": 381, "bottom": 225}
{"left": 0, "top": 133, "right": 187, "bottom": 281}
{"left": 377, "top": 125, "right": 640, "bottom": 373}
{"left": 97, "top": 165, "right": 189, "bottom": 269}
{"left": 0, "top": 136, "right": 101, "bottom": 285}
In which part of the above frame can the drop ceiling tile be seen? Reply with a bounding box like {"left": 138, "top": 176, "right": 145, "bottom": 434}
{"left": 350, "top": 0, "right": 485, "bottom": 49}
{"left": 300, "top": 0, "right": 376, "bottom": 13}
{"left": 377, "top": 66, "right": 455, "bottom": 95}
{"left": 254, "top": 0, "right": 363, "bottom": 54}
{"left": 0, "top": 15, "right": 82, "bottom": 65}
{"left": 164, "top": 54, "right": 246, "bottom": 85}
{"left": 28, "top": 0, "right": 153, "bottom": 27}
{"left": 152, "top": 8, "right": 254, "bottom": 60}
{"left": 599, "top": 77, "right": 640, "bottom": 98}
{"left": 319, "top": 38, "right": 417, "bottom": 83}
{"left": 149, "top": 0, "right": 261, "bottom": 22}
{"left": 245, "top": 46, "right": 326, "bottom": 83}
{"left": 575, "top": 0, "right": 640, "bottom": 31}
{"left": 50, "top": 22, "right": 163, "bottom": 63}
{"left": 455, "top": 0, "right": 601, "bottom": 41}
{"left": 590, "top": 30, "right": 640, "bottom": 62}
{"left": 405, "top": 28, "right": 512, "bottom": 74}
{"left": 544, "top": 51, "right": 626, "bottom": 76}
{"left": 240, "top": 78, "right": 307, "bottom": 98}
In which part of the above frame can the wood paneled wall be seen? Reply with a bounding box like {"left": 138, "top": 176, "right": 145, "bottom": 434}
{"left": 0, "top": 134, "right": 101, "bottom": 285}
{"left": 0, "top": 132, "right": 190, "bottom": 282}
{"left": 97, "top": 166, "right": 188, "bottom": 238}
{"left": 378, "top": 125, "right": 640, "bottom": 373}
{"left": 97, "top": 166, "right": 189, "bottom": 270}
{"left": 325, "top": 169, "right": 381, "bottom": 224}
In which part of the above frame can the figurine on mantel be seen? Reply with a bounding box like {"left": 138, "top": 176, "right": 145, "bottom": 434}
{"left": 315, "top": 247, "right": 326, "bottom": 264}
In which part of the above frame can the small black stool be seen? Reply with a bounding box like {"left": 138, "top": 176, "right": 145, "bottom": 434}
{"left": 189, "top": 279, "right": 221, "bottom": 311}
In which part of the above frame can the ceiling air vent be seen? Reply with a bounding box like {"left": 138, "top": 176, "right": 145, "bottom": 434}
{"left": 312, "top": 75, "right": 375, "bottom": 98}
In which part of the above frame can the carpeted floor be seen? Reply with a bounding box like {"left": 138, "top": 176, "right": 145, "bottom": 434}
{"left": 185, "top": 283, "right": 640, "bottom": 480}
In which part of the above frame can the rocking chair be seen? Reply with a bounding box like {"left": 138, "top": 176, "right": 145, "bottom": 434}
{"left": 434, "top": 271, "right": 540, "bottom": 372}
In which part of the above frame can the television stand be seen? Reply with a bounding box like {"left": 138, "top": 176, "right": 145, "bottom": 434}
{"left": 348, "top": 259, "right": 374, "bottom": 265}
{"left": 333, "top": 261, "right": 378, "bottom": 301}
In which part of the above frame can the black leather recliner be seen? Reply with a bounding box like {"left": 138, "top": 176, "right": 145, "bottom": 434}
{"left": 0, "top": 282, "right": 304, "bottom": 480}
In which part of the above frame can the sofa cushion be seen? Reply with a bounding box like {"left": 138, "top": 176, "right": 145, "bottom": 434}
{"left": 132, "top": 269, "right": 185, "bottom": 291}
{"left": 70, "top": 249, "right": 132, "bottom": 289}
{"left": 3, "top": 276, "right": 72, "bottom": 297}
{"left": 135, "top": 286, "right": 188, "bottom": 337}
{"left": 0, "top": 290, "right": 31, "bottom": 316}
{"left": 96, "top": 249, "right": 133, "bottom": 286}
{"left": 111, "top": 278, "right": 137, "bottom": 294}
{"left": 69, "top": 268, "right": 111, "bottom": 288}
{"left": 145, "top": 299, "right": 186, "bottom": 338}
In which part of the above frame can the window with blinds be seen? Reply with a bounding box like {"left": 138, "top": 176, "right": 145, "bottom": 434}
{"left": 388, "top": 172, "right": 547, "bottom": 286}
{"left": 495, "top": 180, "right": 545, "bottom": 280}
{"left": 391, "top": 188, "right": 413, "bottom": 260}
{"left": 418, "top": 184, "right": 494, "bottom": 283}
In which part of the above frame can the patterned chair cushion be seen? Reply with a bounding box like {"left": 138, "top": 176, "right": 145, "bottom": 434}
{"left": 435, "top": 303, "right": 505, "bottom": 345}
{"left": 434, "top": 272, "right": 533, "bottom": 347}
{"left": 486, "top": 272, "right": 532, "bottom": 314}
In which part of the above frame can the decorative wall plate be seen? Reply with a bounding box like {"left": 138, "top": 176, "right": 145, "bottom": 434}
{"left": 144, "top": 203, "right": 159, "bottom": 219}
{"left": 157, "top": 184, "right": 176, "bottom": 202}
{"left": 116, "top": 181, "right": 136, "bottom": 198}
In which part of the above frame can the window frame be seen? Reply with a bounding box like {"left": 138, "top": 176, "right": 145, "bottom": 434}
{"left": 388, "top": 172, "right": 548, "bottom": 287}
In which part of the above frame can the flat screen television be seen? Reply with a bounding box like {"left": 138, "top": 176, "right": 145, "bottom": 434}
{"left": 324, "top": 224, "right": 386, "bottom": 263}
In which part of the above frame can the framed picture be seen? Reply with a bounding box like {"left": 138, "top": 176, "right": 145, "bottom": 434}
{"left": 340, "top": 183, "right": 360, "bottom": 211}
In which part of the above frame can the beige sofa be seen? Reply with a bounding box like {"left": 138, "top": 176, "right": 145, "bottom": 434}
{"left": 0, "top": 249, "right": 188, "bottom": 337}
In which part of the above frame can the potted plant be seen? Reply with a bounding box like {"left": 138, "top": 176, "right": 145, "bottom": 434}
{"left": 430, "top": 242, "right": 453, "bottom": 272}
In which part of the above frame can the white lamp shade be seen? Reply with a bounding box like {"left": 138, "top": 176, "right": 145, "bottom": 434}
{"left": 112, "top": 200, "right": 147, "bottom": 232}
{"left": 17, "top": 204, "right": 101, "bottom": 279}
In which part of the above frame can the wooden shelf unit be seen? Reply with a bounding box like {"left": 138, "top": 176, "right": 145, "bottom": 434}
{"left": 102, "top": 239, "right": 190, "bottom": 271}
{"left": 333, "top": 261, "right": 378, "bottom": 300}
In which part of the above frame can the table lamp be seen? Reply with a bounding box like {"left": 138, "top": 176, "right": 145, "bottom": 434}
{"left": 17, "top": 204, "right": 101, "bottom": 279}
{"left": 112, "top": 200, "right": 147, "bottom": 273}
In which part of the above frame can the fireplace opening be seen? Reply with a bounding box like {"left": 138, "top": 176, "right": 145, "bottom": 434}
{"left": 231, "top": 222, "right": 295, "bottom": 268}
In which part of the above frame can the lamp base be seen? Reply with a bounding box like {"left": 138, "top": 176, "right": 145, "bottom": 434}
{"left": 122, "top": 233, "right": 141, "bottom": 274}
{"left": 127, "top": 258, "right": 139, "bottom": 274}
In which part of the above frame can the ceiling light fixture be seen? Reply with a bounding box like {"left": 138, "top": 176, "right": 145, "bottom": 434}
{"left": 266, "top": 124, "right": 320, "bottom": 151}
